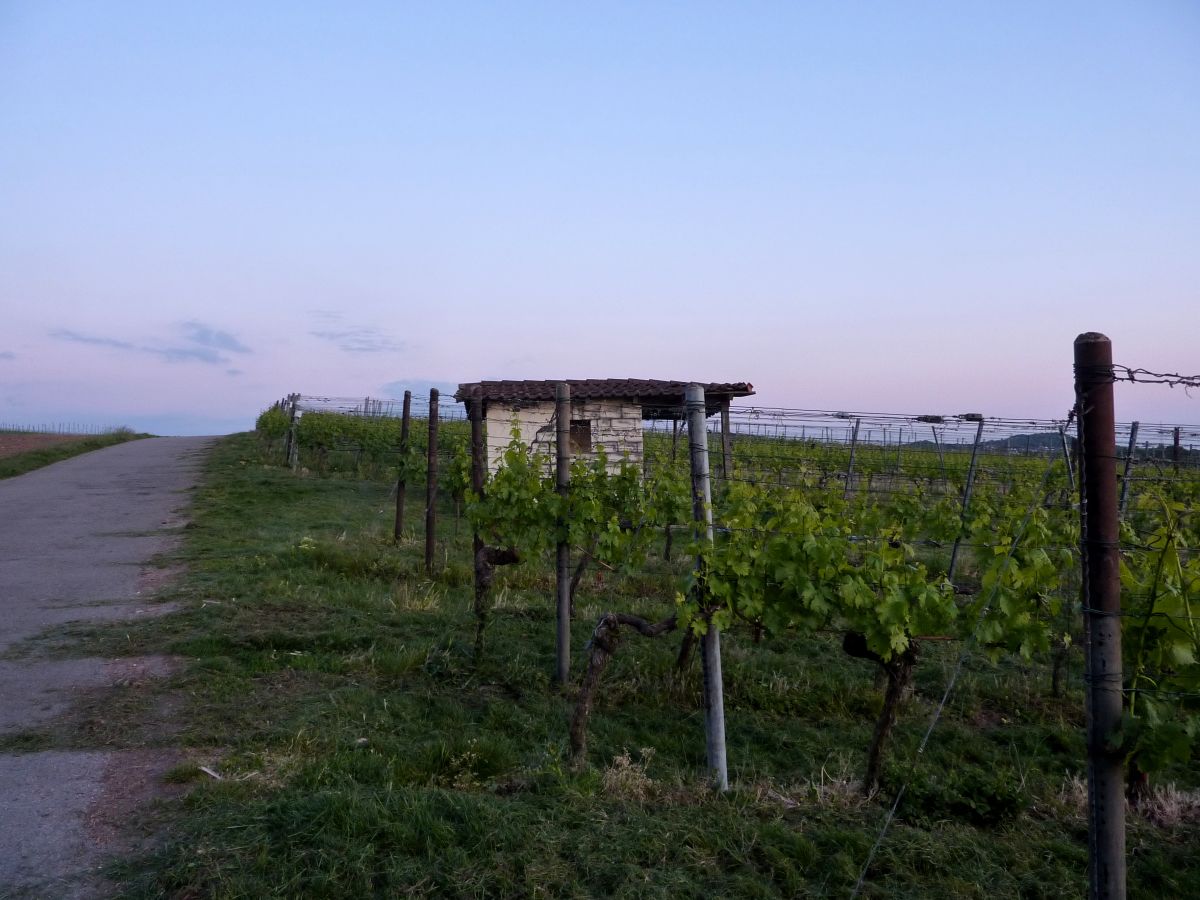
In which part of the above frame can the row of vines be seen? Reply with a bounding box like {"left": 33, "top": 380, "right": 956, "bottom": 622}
{"left": 255, "top": 402, "right": 1200, "bottom": 801}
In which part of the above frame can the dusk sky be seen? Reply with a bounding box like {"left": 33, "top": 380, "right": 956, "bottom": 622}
{"left": 2, "top": 2, "right": 1198, "bottom": 435}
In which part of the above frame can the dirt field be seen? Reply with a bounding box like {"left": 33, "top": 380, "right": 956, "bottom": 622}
{"left": 0, "top": 433, "right": 88, "bottom": 459}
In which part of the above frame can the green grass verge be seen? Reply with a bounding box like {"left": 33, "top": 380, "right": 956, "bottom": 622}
{"left": 47, "top": 434, "right": 1198, "bottom": 898}
{"left": 0, "top": 430, "right": 151, "bottom": 479}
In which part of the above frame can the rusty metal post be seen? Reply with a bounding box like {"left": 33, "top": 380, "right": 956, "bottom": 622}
{"left": 394, "top": 390, "right": 412, "bottom": 541}
{"left": 555, "top": 383, "right": 572, "bottom": 685}
{"left": 686, "top": 384, "right": 728, "bottom": 792}
{"left": 1118, "top": 422, "right": 1138, "bottom": 518}
{"left": 424, "top": 388, "right": 439, "bottom": 574}
{"left": 1074, "top": 332, "right": 1126, "bottom": 900}
{"left": 947, "top": 418, "right": 985, "bottom": 583}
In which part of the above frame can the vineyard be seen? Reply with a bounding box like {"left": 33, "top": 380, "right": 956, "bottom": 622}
{"left": 241, "top": 365, "right": 1200, "bottom": 896}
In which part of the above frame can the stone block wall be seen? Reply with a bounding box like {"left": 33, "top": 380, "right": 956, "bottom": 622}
{"left": 484, "top": 399, "right": 644, "bottom": 473}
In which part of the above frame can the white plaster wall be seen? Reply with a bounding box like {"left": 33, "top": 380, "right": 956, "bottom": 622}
{"left": 484, "top": 399, "right": 645, "bottom": 473}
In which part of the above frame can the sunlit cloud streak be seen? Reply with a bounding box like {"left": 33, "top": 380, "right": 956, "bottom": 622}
{"left": 49, "top": 322, "right": 253, "bottom": 365}
{"left": 50, "top": 330, "right": 138, "bottom": 352}
{"left": 181, "top": 322, "right": 251, "bottom": 355}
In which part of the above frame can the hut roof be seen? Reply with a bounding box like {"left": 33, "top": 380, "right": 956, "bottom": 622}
{"left": 454, "top": 379, "right": 754, "bottom": 418}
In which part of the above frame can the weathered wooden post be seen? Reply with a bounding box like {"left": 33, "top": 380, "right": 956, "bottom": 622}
{"left": 686, "top": 384, "right": 728, "bottom": 792}
{"left": 843, "top": 418, "right": 861, "bottom": 500}
{"left": 469, "top": 386, "right": 487, "bottom": 655}
{"left": 1118, "top": 422, "right": 1139, "bottom": 518}
{"left": 282, "top": 395, "right": 293, "bottom": 462}
{"left": 929, "top": 424, "right": 947, "bottom": 485}
{"left": 394, "top": 390, "right": 412, "bottom": 541}
{"left": 720, "top": 397, "right": 733, "bottom": 481}
{"left": 424, "top": 388, "right": 439, "bottom": 574}
{"left": 1074, "top": 332, "right": 1126, "bottom": 900}
{"left": 947, "top": 416, "right": 985, "bottom": 583}
{"left": 1059, "top": 425, "right": 1076, "bottom": 495}
{"left": 286, "top": 394, "right": 300, "bottom": 471}
{"left": 555, "top": 382, "right": 572, "bottom": 685}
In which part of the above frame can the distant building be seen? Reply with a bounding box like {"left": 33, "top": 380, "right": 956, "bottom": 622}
{"left": 454, "top": 379, "right": 754, "bottom": 473}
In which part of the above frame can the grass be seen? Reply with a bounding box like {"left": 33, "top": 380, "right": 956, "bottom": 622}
{"left": 0, "top": 429, "right": 150, "bottom": 479}
{"left": 20, "top": 433, "right": 1199, "bottom": 898}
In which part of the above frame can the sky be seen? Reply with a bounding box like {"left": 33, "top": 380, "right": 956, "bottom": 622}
{"left": 2, "top": 1, "right": 1198, "bottom": 435}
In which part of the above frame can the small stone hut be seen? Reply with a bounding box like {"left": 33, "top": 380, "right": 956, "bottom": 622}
{"left": 454, "top": 379, "right": 755, "bottom": 473}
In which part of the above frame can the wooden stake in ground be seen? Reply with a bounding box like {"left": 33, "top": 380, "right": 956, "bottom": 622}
{"left": 947, "top": 417, "right": 984, "bottom": 583}
{"left": 468, "top": 387, "right": 520, "bottom": 660}
{"left": 1118, "top": 422, "right": 1139, "bottom": 518}
{"left": 424, "top": 388, "right": 439, "bottom": 574}
{"left": 720, "top": 398, "right": 733, "bottom": 481}
{"left": 843, "top": 418, "right": 860, "bottom": 500}
{"left": 555, "top": 382, "right": 572, "bottom": 685}
{"left": 394, "top": 390, "right": 411, "bottom": 541}
{"left": 1074, "top": 332, "right": 1125, "bottom": 900}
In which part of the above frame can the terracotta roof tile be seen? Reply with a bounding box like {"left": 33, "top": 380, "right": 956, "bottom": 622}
{"left": 454, "top": 379, "right": 753, "bottom": 404}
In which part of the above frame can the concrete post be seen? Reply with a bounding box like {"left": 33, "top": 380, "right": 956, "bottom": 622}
{"left": 686, "top": 384, "right": 728, "bottom": 792}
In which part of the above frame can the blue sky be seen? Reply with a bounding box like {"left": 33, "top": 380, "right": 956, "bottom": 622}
{"left": 2, "top": 2, "right": 1198, "bottom": 434}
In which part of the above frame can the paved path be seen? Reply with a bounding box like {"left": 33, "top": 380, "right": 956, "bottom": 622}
{"left": 0, "top": 437, "right": 215, "bottom": 899}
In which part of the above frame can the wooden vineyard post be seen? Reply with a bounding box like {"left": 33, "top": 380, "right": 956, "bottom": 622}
{"left": 555, "top": 382, "right": 572, "bottom": 685}
{"left": 686, "top": 384, "right": 728, "bottom": 792}
{"left": 1118, "top": 422, "right": 1139, "bottom": 518}
{"left": 394, "top": 390, "right": 412, "bottom": 541}
{"left": 286, "top": 394, "right": 300, "bottom": 471}
{"left": 1059, "top": 425, "right": 1076, "bottom": 495}
{"left": 469, "top": 386, "right": 488, "bottom": 657}
{"left": 947, "top": 416, "right": 984, "bottom": 583}
{"left": 930, "top": 424, "right": 947, "bottom": 485}
{"left": 282, "top": 394, "right": 293, "bottom": 462}
{"left": 843, "top": 417, "right": 861, "bottom": 500}
{"left": 1074, "top": 332, "right": 1126, "bottom": 900}
{"left": 720, "top": 398, "right": 733, "bottom": 481}
{"left": 424, "top": 388, "right": 439, "bottom": 574}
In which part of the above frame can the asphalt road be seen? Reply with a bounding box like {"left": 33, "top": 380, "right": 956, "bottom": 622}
{"left": 0, "top": 436, "right": 215, "bottom": 898}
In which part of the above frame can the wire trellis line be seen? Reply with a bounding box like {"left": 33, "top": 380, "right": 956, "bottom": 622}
{"left": 1112, "top": 365, "right": 1200, "bottom": 390}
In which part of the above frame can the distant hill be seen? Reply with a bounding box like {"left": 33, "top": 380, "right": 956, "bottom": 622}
{"left": 904, "top": 432, "right": 1071, "bottom": 454}
{"left": 907, "top": 431, "right": 1197, "bottom": 463}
